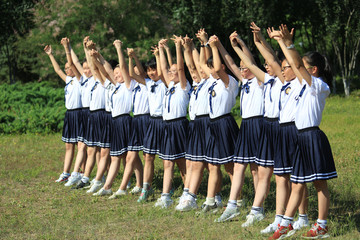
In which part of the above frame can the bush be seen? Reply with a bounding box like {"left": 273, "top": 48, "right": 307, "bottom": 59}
{"left": 0, "top": 82, "right": 66, "bottom": 134}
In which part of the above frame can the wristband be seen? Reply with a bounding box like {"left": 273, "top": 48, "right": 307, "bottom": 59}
{"left": 287, "top": 44, "right": 295, "bottom": 49}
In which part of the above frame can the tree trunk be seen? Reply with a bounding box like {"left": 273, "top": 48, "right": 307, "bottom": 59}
{"left": 342, "top": 76, "right": 350, "bottom": 97}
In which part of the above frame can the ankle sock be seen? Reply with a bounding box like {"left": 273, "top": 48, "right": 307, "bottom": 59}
{"left": 280, "top": 216, "right": 294, "bottom": 227}
{"left": 250, "top": 206, "right": 263, "bottom": 215}
{"left": 299, "top": 214, "right": 308, "bottom": 220}
{"left": 227, "top": 200, "right": 237, "bottom": 209}
{"left": 205, "top": 197, "right": 215, "bottom": 206}
{"left": 143, "top": 182, "right": 150, "bottom": 191}
{"left": 188, "top": 192, "right": 196, "bottom": 200}
{"left": 81, "top": 176, "right": 89, "bottom": 183}
{"left": 274, "top": 215, "right": 284, "bottom": 225}
{"left": 317, "top": 219, "right": 327, "bottom": 229}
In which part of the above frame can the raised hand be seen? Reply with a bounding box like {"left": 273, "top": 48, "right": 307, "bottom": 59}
{"left": 60, "top": 37, "right": 68, "bottom": 46}
{"left": 158, "top": 39, "right": 168, "bottom": 48}
{"left": 250, "top": 22, "right": 261, "bottom": 33}
{"left": 267, "top": 27, "right": 282, "bottom": 41}
{"left": 151, "top": 45, "right": 159, "bottom": 56}
{"left": 279, "top": 24, "right": 294, "bottom": 44}
{"left": 86, "top": 40, "right": 96, "bottom": 50}
{"left": 89, "top": 49, "right": 99, "bottom": 58}
{"left": 208, "top": 35, "right": 219, "bottom": 48}
{"left": 171, "top": 34, "right": 183, "bottom": 46}
{"left": 83, "top": 36, "right": 90, "bottom": 48}
{"left": 229, "top": 31, "right": 239, "bottom": 47}
{"left": 182, "top": 35, "right": 192, "bottom": 49}
{"left": 113, "top": 39, "right": 122, "bottom": 50}
{"left": 127, "top": 48, "right": 135, "bottom": 57}
{"left": 195, "top": 28, "right": 208, "bottom": 44}
{"left": 44, "top": 45, "right": 52, "bottom": 55}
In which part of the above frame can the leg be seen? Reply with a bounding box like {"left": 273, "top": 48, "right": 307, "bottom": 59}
{"left": 224, "top": 162, "right": 234, "bottom": 183}
{"left": 163, "top": 160, "right": 175, "bottom": 194}
{"left": 275, "top": 174, "right": 291, "bottom": 215}
{"left": 118, "top": 151, "right": 142, "bottom": 190}
{"left": 72, "top": 141, "right": 87, "bottom": 173}
{"left": 83, "top": 146, "right": 99, "bottom": 178}
{"left": 298, "top": 185, "right": 309, "bottom": 215}
{"left": 313, "top": 180, "right": 330, "bottom": 220}
{"left": 252, "top": 166, "right": 273, "bottom": 208}
{"left": 133, "top": 152, "right": 144, "bottom": 188}
{"left": 63, "top": 143, "right": 75, "bottom": 173}
{"left": 188, "top": 161, "right": 206, "bottom": 194}
{"left": 175, "top": 157, "right": 187, "bottom": 187}
{"left": 207, "top": 163, "right": 222, "bottom": 198}
{"left": 284, "top": 182, "right": 306, "bottom": 218}
{"left": 143, "top": 153, "right": 155, "bottom": 189}
{"left": 228, "top": 163, "right": 248, "bottom": 201}
{"left": 184, "top": 159, "right": 192, "bottom": 189}
{"left": 95, "top": 148, "right": 101, "bottom": 165}
{"left": 95, "top": 148, "right": 110, "bottom": 181}
{"left": 250, "top": 163, "right": 259, "bottom": 192}
{"left": 103, "top": 155, "right": 122, "bottom": 190}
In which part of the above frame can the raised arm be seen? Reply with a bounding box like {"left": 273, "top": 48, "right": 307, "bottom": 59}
{"left": 216, "top": 36, "right": 242, "bottom": 80}
{"left": 114, "top": 40, "right": 131, "bottom": 89}
{"left": 68, "top": 39, "right": 84, "bottom": 75}
{"left": 209, "top": 35, "right": 229, "bottom": 86}
{"left": 89, "top": 50, "right": 105, "bottom": 85}
{"left": 182, "top": 36, "right": 201, "bottom": 82}
{"left": 196, "top": 28, "right": 212, "bottom": 61}
{"left": 44, "top": 45, "right": 67, "bottom": 82}
{"left": 171, "top": 35, "right": 187, "bottom": 89}
{"left": 251, "top": 22, "right": 284, "bottom": 83}
{"left": 84, "top": 37, "right": 100, "bottom": 82}
{"left": 90, "top": 49, "right": 114, "bottom": 85}
{"left": 127, "top": 48, "right": 146, "bottom": 85}
{"left": 158, "top": 39, "right": 171, "bottom": 87}
{"left": 164, "top": 40, "right": 173, "bottom": 67}
{"left": 230, "top": 32, "right": 264, "bottom": 83}
{"left": 61, "top": 37, "right": 81, "bottom": 80}
{"left": 130, "top": 49, "right": 146, "bottom": 79}
{"left": 196, "top": 29, "right": 211, "bottom": 78}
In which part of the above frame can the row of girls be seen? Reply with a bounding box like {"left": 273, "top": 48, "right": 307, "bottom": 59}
{"left": 45, "top": 22, "right": 337, "bottom": 239}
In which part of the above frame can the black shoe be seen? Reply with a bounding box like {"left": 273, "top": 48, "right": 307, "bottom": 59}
{"left": 71, "top": 180, "right": 90, "bottom": 190}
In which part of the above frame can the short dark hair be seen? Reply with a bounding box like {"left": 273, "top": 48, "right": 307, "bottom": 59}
{"left": 145, "top": 58, "right": 157, "bottom": 70}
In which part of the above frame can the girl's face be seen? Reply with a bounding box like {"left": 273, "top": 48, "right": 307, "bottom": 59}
{"left": 147, "top": 67, "right": 160, "bottom": 81}
{"left": 65, "top": 62, "right": 74, "bottom": 77}
{"left": 302, "top": 57, "right": 318, "bottom": 77}
{"left": 82, "top": 62, "right": 92, "bottom": 78}
{"left": 114, "top": 67, "right": 124, "bottom": 83}
{"left": 240, "top": 61, "right": 253, "bottom": 79}
{"left": 281, "top": 60, "right": 296, "bottom": 82}
{"left": 264, "top": 62, "right": 275, "bottom": 76}
{"left": 134, "top": 66, "right": 140, "bottom": 76}
{"left": 168, "top": 64, "right": 179, "bottom": 83}
{"left": 189, "top": 69, "right": 199, "bottom": 83}
{"left": 199, "top": 67, "right": 207, "bottom": 80}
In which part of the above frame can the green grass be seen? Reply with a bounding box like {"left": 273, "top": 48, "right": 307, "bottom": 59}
{"left": 0, "top": 94, "right": 360, "bottom": 239}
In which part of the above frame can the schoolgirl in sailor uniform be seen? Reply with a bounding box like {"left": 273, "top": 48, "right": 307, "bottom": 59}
{"left": 44, "top": 41, "right": 83, "bottom": 183}
{"left": 268, "top": 25, "right": 337, "bottom": 239}
{"left": 154, "top": 36, "right": 191, "bottom": 208}
{"left": 197, "top": 35, "right": 239, "bottom": 212}
{"left": 137, "top": 50, "right": 168, "bottom": 202}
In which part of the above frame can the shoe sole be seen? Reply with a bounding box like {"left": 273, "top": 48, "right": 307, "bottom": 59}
{"left": 215, "top": 212, "right": 240, "bottom": 223}
{"left": 302, "top": 233, "right": 330, "bottom": 239}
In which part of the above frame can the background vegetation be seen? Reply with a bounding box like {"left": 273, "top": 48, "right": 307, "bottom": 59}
{"left": 1, "top": 0, "right": 359, "bottom": 95}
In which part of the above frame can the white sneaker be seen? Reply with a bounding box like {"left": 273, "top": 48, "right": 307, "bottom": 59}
{"left": 86, "top": 180, "right": 103, "bottom": 193}
{"left": 93, "top": 187, "right": 112, "bottom": 196}
{"left": 260, "top": 222, "right": 278, "bottom": 234}
{"left": 237, "top": 199, "right": 246, "bottom": 208}
{"left": 293, "top": 217, "right": 309, "bottom": 230}
{"left": 84, "top": 178, "right": 95, "bottom": 189}
{"left": 241, "top": 212, "right": 265, "bottom": 227}
{"left": 126, "top": 180, "right": 131, "bottom": 189}
{"left": 215, "top": 195, "right": 223, "bottom": 209}
{"left": 64, "top": 172, "right": 82, "bottom": 186}
{"left": 108, "top": 189, "right": 127, "bottom": 199}
{"left": 214, "top": 207, "right": 240, "bottom": 222}
{"left": 175, "top": 195, "right": 198, "bottom": 211}
{"left": 55, "top": 173, "right": 70, "bottom": 183}
{"left": 130, "top": 186, "right": 142, "bottom": 194}
{"left": 196, "top": 202, "right": 221, "bottom": 215}
{"left": 154, "top": 196, "right": 173, "bottom": 209}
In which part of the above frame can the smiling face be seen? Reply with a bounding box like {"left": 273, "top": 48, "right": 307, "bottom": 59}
{"left": 65, "top": 62, "right": 75, "bottom": 77}
{"left": 146, "top": 67, "right": 160, "bottom": 81}
{"left": 240, "top": 61, "right": 255, "bottom": 79}
{"left": 114, "top": 67, "right": 124, "bottom": 83}
{"left": 264, "top": 62, "right": 275, "bottom": 76}
{"left": 168, "top": 64, "right": 179, "bottom": 83}
{"left": 281, "top": 59, "right": 296, "bottom": 82}
{"left": 82, "top": 62, "right": 92, "bottom": 78}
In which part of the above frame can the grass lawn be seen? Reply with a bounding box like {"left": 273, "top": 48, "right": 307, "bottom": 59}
{"left": 0, "top": 94, "right": 359, "bottom": 239}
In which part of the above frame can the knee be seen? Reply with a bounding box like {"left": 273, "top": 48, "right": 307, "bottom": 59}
{"left": 65, "top": 143, "right": 75, "bottom": 151}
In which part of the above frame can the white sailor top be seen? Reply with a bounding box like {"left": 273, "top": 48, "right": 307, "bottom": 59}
{"left": 278, "top": 78, "right": 303, "bottom": 124}
{"left": 64, "top": 76, "right": 82, "bottom": 110}
{"left": 89, "top": 79, "right": 106, "bottom": 111}
{"left": 145, "top": 78, "right": 167, "bottom": 117}
{"left": 263, "top": 74, "right": 283, "bottom": 119}
{"left": 295, "top": 76, "right": 330, "bottom": 130}
{"left": 80, "top": 75, "right": 94, "bottom": 108}
{"left": 240, "top": 76, "right": 264, "bottom": 119}
{"left": 162, "top": 81, "right": 191, "bottom": 120}
{"left": 188, "top": 78, "right": 210, "bottom": 120}
{"left": 110, "top": 81, "right": 135, "bottom": 117}
{"left": 104, "top": 79, "right": 114, "bottom": 112}
{"left": 132, "top": 81, "right": 150, "bottom": 115}
{"left": 207, "top": 74, "right": 238, "bottom": 119}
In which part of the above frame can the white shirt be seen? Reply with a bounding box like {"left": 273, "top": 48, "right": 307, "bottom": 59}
{"left": 208, "top": 75, "right": 238, "bottom": 119}
{"left": 145, "top": 78, "right": 167, "bottom": 117}
{"left": 188, "top": 78, "right": 211, "bottom": 120}
{"left": 80, "top": 75, "right": 94, "bottom": 108}
{"left": 104, "top": 79, "right": 114, "bottom": 112}
{"left": 89, "top": 79, "right": 106, "bottom": 111}
{"left": 295, "top": 76, "right": 330, "bottom": 129}
{"left": 110, "top": 81, "right": 135, "bottom": 117}
{"left": 64, "top": 76, "right": 82, "bottom": 110}
{"left": 240, "top": 77, "right": 264, "bottom": 118}
{"left": 279, "top": 78, "right": 303, "bottom": 123}
{"left": 263, "top": 74, "right": 283, "bottom": 118}
{"left": 132, "top": 81, "right": 150, "bottom": 115}
{"left": 163, "top": 81, "right": 191, "bottom": 120}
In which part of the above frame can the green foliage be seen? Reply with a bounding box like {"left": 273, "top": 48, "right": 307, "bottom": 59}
{"left": 0, "top": 82, "right": 65, "bottom": 134}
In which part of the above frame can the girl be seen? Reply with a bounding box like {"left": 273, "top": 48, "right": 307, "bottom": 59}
{"left": 269, "top": 25, "right": 337, "bottom": 240}
{"left": 154, "top": 36, "right": 190, "bottom": 208}
{"left": 44, "top": 40, "right": 82, "bottom": 183}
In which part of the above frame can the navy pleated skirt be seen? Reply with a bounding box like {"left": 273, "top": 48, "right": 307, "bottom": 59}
{"left": 205, "top": 114, "right": 239, "bottom": 165}
{"left": 291, "top": 127, "right": 337, "bottom": 183}
{"left": 128, "top": 114, "right": 150, "bottom": 151}
{"left": 255, "top": 117, "right": 280, "bottom": 167}
{"left": 186, "top": 115, "right": 210, "bottom": 162}
{"left": 159, "top": 117, "right": 189, "bottom": 160}
{"left": 273, "top": 122, "right": 300, "bottom": 175}
{"left": 84, "top": 109, "right": 105, "bottom": 147}
{"left": 143, "top": 116, "right": 164, "bottom": 155}
{"left": 62, "top": 108, "right": 82, "bottom": 143}
{"left": 77, "top": 108, "right": 90, "bottom": 142}
{"left": 233, "top": 116, "right": 263, "bottom": 164}
{"left": 110, "top": 114, "right": 132, "bottom": 156}
{"left": 99, "top": 111, "right": 112, "bottom": 148}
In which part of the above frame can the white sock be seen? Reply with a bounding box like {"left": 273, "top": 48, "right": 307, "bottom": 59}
{"left": 317, "top": 219, "right": 327, "bottom": 229}
{"left": 274, "top": 215, "right": 283, "bottom": 225}
{"left": 81, "top": 176, "right": 89, "bottom": 183}
{"left": 205, "top": 197, "right": 215, "bottom": 206}
{"left": 227, "top": 200, "right": 237, "bottom": 209}
{"left": 280, "top": 216, "right": 293, "bottom": 227}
